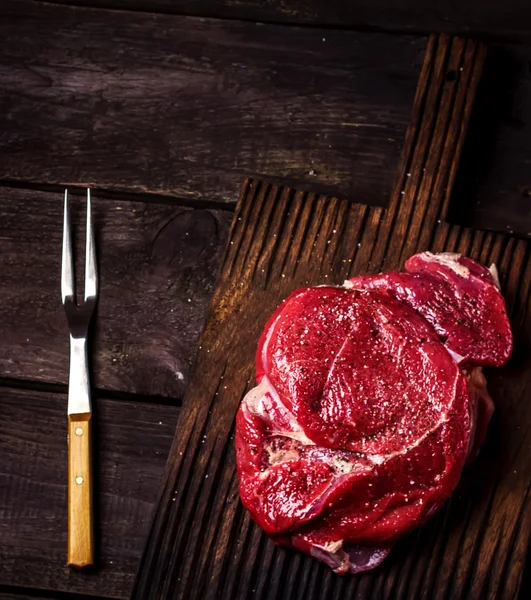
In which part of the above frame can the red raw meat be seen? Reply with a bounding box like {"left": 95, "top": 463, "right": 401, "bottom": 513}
{"left": 348, "top": 252, "right": 512, "bottom": 367}
{"left": 235, "top": 253, "right": 512, "bottom": 574}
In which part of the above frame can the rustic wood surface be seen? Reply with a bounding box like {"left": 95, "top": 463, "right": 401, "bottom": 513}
{"left": 0, "top": 187, "right": 231, "bottom": 399}
{"left": 451, "top": 43, "right": 531, "bottom": 236}
{"left": 0, "top": 593, "right": 102, "bottom": 600}
{"left": 30, "top": 0, "right": 531, "bottom": 44}
{"left": 0, "top": 387, "right": 179, "bottom": 598}
{"left": 1, "top": 1, "right": 531, "bottom": 598}
{"left": 0, "top": 594, "right": 99, "bottom": 600}
{"left": 2, "top": 2, "right": 531, "bottom": 236}
{"left": 0, "top": 0, "right": 424, "bottom": 208}
{"left": 134, "top": 35, "right": 530, "bottom": 600}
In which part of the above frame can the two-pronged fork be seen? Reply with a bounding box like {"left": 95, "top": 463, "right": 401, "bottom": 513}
{"left": 61, "top": 188, "right": 97, "bottom": 568}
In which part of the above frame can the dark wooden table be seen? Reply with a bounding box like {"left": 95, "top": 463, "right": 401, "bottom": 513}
{"left": 0, "top": 1, "right": 530, "bottom": 599}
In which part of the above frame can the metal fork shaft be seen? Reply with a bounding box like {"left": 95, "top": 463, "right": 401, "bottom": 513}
{"left": 68, "top": 335, "right": 91, "bottom": 416}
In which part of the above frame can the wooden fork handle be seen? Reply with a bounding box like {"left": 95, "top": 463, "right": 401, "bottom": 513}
{"left": 67, "top": 412, "right": 94, "bottom": 568}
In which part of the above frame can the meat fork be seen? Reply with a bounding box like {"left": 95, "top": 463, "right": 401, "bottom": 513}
{"left": 61, "top": 189, "right": 97, "bottom": 568}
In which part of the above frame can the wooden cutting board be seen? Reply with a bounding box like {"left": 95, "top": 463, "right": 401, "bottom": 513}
{"left": 133, "top": 35, "right": 530, "bottom": 599}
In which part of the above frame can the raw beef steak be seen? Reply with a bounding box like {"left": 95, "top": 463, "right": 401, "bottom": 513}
{"left": 349, "top": 252, "right": 512, "bottom": 367}
{"left": 235, "top": 253, "right": 512, "bottom": 574}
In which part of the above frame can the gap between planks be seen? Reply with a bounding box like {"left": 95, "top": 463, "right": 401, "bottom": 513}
{"left": 0, "top": 180, "right": 237, "bottom": 213}
{"left": 0, "top": 377, "right": 182, "bottom": 408}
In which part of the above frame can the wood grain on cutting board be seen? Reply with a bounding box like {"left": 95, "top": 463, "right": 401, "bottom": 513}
{"left": 133, "top": 35, "right": 530, "bottom": 599}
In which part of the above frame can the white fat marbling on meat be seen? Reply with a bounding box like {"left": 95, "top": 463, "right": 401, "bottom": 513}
{"left": 420, "top": 251, "right": 470, "bottom": 278}
{"left": 308, "top": 540, "right": 390, "bottom": 574}
{"left": 242, "top": 378, "right": 270, "bottom": 418}
{"left": 342, "top": 280, "right": 371, "bottom": 292}
{"left": 447, "top": 348, "right": 465, "bottom": 364}
{"left": 243, "top": 377, "right": 316, "bottom": 446}
{"left": 330, "top": 454, "right": 356, "bottom": 474}
{"left": 489, "top": 263, "right": 501, "bottom": 289}
{"left": 319, "top": 539, "right": 344, "bottom": 554}
{"left": 367, "top": 454, "right": 385, "bottom": 465}
{"left": 264, "top": 444, "right": 301, "bottom": 465}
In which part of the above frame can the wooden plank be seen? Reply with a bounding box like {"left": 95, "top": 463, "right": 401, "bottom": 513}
{"left": 0, "top": 589, "right": 103, "bottom": 600}
{"left": 0, "top": 0, "right": 425, "bottom": 207}
{"left": 133, "top": 35, "right": 530, "bottom": 599}
{"left": 0, "top": 596, "right": 40, "bottom": 600}
{"left": 0, "top": 595, "right": 57, "bottom": 600}
{"left": 0, "top": 187, "right": 231, "bottom": 398}
{"left": 15, "top": 0, "right": 531, "bottom": 238}
{"left": 0, "top": 387, "right": 179, "bottom": 599}
{"left": 450, "top": 43, "right": 531, "bottom": 237}
{"left": 31, "top": 0, "right": 531, "bottom": 44}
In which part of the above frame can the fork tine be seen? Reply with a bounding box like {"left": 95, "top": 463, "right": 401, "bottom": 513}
{"left": 61, "top": 189, "right": 75, "bottom": 303}
{"left": 84, "top": 188, "right": 98, "bottom": 301}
